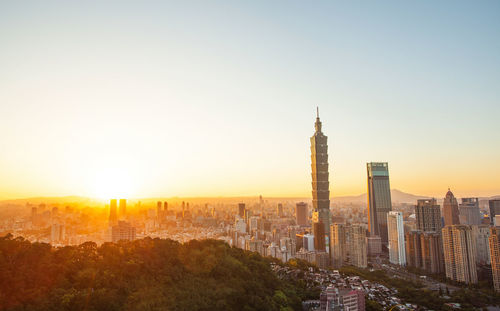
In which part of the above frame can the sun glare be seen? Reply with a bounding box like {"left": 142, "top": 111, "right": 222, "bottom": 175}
{"left": 88, "top": 169, "right": 134, "bottom": 200}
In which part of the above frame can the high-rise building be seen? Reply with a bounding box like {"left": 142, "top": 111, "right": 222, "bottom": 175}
{"left": 488, "top": 227, "right": 500, "bottom": 292}
{"left": 420, "top": 232, "right": 445, "bottom": 274}
{"left": 443, "top": 189, "right": 460, "bottom": 226}
{"left": 406, "top": 231, "right": 423, "bottom": 269}
{"left": 163, "top": 201, "right": 168, "bottom": 212}
{"left": 112, "top": 221, "right": 136, "bottom": 242}
{"left": 367, "top": 162, "right": 392, "bottom": 244}
{"left": 459, "top": 198, "right": 481, "bottom": 225}
{"left": 415, "top": 198, "right": 441, "bottom": 232}
{"left": 119, "top": 199, "right": 127, "bottom": 218}
{"left": 348, "top": 224, "right": 367, "bottom": 268}
{"left": 109, "top": 199, "right": 118, "bottom": 224}
{"left": 310, "top": 108, "right": 331, "bottom": 240}
{"left": 366, "top": 236, "right": 382, "bottom": 257}
{"left": 313, "top": 221, "right": 326, "bottom": 252}
{"left": 277, "top": 203, "right": 284, "bottom": 218}
{"left": 50, "top": 223, "right": 66, "bottom": 243}
{"left": 296, "top": 202, "right": 308, "bottom": 226}
{"left": 442, "top": 225, "right": 478, "bottom": 284}
{"left": 387, "top": 211, "right": 406, "bottom": 266}
{"left": 489, "top": 200, "right": 500, "bottom": 225}
{"left": 472, "top": 225, "right": 491, "bottom": 265}
{"left": 330, "top": 223, "right": 347, "bottom": 268}
{"left": 238, "top": 203, "right": 246, "bottom": 218}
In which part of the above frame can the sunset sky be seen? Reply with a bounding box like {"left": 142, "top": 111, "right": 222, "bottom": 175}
{"left": 1, "top": 1, "right": 499, "bottom": 200}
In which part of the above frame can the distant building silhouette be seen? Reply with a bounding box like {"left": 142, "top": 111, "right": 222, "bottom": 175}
{"left": 112, "top": 221, "right": 136, "bottom": 242}
{"left": 295, "top": 202, "right": 308, "bottom": 226}
{"left": 119, "top": 199, "right": 127, "bottom": 219}
{"left": 367, "top": 162, "right": 392, "bottom": 245}
{"left": 109, "top": 199, "right": 118, "bottom": 224}
{"left": 238, "top": 203, "right": 246, "bottom": 218}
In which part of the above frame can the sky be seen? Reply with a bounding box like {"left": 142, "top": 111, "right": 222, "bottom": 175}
{"left": 0, "top": 1, "right": 499, "bottom": 200}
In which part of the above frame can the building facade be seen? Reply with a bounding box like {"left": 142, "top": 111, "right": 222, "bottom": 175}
{"left": 489, "top": 227, "right": 500, "bottom": 292}
{"left": 330, "top": 223, "right": 347, "bottom": 268}
{"left": 443, "top": 189, "right": 460, "bottom": 226}
{"left": 367, "top": 162, "right": 392, "bottom": 244}
{"left": 415, "top": 198, "right": 441, "bottom": 232}
{"left": 387, "top": 211, "right": 406, "bottom": 266}
{"left": 459, "top": 198, "right": 481, "bottom": 225}
{"left": 442, "top": 225, "right": 478, "bottom": 284}
{"left": 348, "top": 224, "right": 367, "bottom": 268}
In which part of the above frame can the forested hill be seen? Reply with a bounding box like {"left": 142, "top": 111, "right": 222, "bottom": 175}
{"left": 0, "top": 235, "right": 307, "bottom": 311}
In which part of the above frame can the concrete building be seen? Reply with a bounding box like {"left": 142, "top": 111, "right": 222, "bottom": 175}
{"left": 348, "top": 224, "right": 367, "bottom": 268}
{"left": 310, "top": 108, "right": 331, "bottom": 240}
{"left": 459, "top": 198, "right": 481, "bottom": 225}
{"left": 238, "top": 203, "right": 245, "bottom": 218}
{"left": 415, "top": 198, "right": 441, "bottom": 232}
{"left": 112, "top": 221, "right": 136, "bottom": 242}
{"left": 405, "top": 231, "right": 422, "bottom": 269}
{"left": 296, "top": 202, "right": 308, "bottom": 226}
{"left": 442, "top": 225, "right": 478, "bottom": 284}
{"left": 109, "top": 199, "right": 118, "bottom": 225}
{"left": 313, "top": 220, "right": 326, "bottom": 252}
{"left": 472, "top": 225, "right": 491, "bottom": 265}
{"left": 119, "top": 199, "right": 127, "bottom": 219}
{"left": 303, "top": 233, "right": 315, "bottom": 252}
{"left": 367, "top": 162, "right": 392, "bottom": 245}
{"left": 330, "top": 223, "right": 347, "bottom": 268}
{"left": 339, "top": 289, "right": 365, "bottom": 311}
{"left": 420, "top": 232, "right": 444, "bottom": 274}
{"left": 490, "top": 200, "right": 500, "bottom": 225}
{"left": 387, "top": 211, "right": 406, "bottom": 266}
{"left": 50, "top": 223, "right": 65, "bottom": 243}
{"left": 488, "top": 227, "right": 500, "bottom": 292}
{"left": 367, "top": 235, "right": 382, "bottom": 257}
{"left": 443, "top": 189, "right": 460, "bottom": 226}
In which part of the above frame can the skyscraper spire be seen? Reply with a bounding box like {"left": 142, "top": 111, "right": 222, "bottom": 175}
{"left": 315, "top": 107, "right": 322, "bottom": 133}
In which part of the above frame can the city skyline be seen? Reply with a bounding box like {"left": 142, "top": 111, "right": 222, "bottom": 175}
{"left": 1, "top": 1, "right": 500, "bottom": 200}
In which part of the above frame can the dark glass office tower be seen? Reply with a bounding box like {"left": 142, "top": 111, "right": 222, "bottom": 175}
{"left": 367, "top": 162, "right": 392, "bottom": 244}
{"left": 311, "top": 108, "right": 331, "bottom": 242}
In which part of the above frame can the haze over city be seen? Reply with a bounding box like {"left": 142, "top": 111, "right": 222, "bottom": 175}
{"left": 1, "top": 1, "right": 499, "bottom": 200}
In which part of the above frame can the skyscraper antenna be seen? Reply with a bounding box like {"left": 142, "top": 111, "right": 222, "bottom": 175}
{"left": 316, "top": 106, "right": 319, "bottom": 118}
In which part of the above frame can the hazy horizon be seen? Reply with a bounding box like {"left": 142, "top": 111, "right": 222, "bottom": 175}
{"left": 1, "top": 1, "right": 499, "bottom": 200}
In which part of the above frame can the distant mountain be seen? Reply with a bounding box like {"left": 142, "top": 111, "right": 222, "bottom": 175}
{"left": 332, "top": 189, "right": 431, "bottom": 204}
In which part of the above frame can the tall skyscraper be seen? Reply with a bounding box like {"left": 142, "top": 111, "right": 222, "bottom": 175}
{"left": 415, "top": 198, "right": 442, "bottom": 232}
{"left": 442, "top": 225, "right": 478, "bottom": 284}
{"left": 443, "top": 189, "right": 460, "bottom": 226}
{"left": 387, "top": 211, "right": 406, "bottom": 266}
{"left": 489, "top": 227, "right": 500, "bottom": 292}
{"left": 367, "top": 162, "right": 392, "bottom": 244}
{"left": 295, "top": 202, "right": 308, "bottom": 226}
{"left": 310, "top": 108, "right": 331, "bottom": 240}
{"left": 330, "top": 223, "right": 347, "bottom": 268}
{"left": 119, "top": 199, "right": 127, "bottom": 218}
{"left": 489, "top": 200, "right": 500, "bottom": 225}
{"left": 109, "top": 199, "right": 118, "bottom": 224}
{"left": 277, "top": 203, "right": 284, "bottom": 218}
{"left": 459, "top": 198, "right": 481, "bottom": 225}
